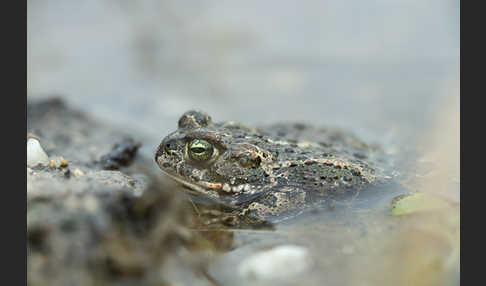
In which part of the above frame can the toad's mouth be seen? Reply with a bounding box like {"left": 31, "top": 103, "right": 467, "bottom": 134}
{"left": 158, "top": 166, "right": 267, "bottom": 207}
{"left": 161, "top": 169, "right": 225, "bottom": 195}
{"left": 155, "top": 154, "right": 228, "bottom": 198}
{"left": 158, "top": 166, "right": 247, "bottom": 204}
{"left": 157, "top": 157, "right": 256, "bottom": 193}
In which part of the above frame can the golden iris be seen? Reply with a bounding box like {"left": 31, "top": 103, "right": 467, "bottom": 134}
{"left": 188, "top": 139, "right": 213, "bottom": 161}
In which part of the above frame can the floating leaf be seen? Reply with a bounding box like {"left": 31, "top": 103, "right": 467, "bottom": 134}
{"left": 390, "top": 193, "right": 452, "bottom": 215}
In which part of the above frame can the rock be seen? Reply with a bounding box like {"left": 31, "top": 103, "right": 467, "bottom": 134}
{"left": 237, "top": 245, "right": 312, "bottom": 282}
{"left": 27, "top": 176, "right": 191, "bottom": 286}
{"left": 27, "top": 97, "right": 139, "bottom": 168}
{"left": 27, "top": 98, "right": 196, "bottom": 286}
{"left": 99, "top": 138, "right": 142, "bottom": 170}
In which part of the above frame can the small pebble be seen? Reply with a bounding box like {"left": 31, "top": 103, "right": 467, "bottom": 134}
{"left": 60, "top": 158, "right": 68, "bottom": 167}
{"left": 27, "top": 137, "right": 49, "bottom": 167}
{"left": 48, "top": 156, "right": 69, "bottom": 168}
{"left": 238, "top": 245, "right": 312, "bottom": 281}
{"left": 72, "top": 168, "right": 84, "bottom": 177}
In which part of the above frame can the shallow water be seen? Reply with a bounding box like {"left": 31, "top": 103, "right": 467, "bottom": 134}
{"left": 28, "top": 1, "right": 459, "bottom": 285}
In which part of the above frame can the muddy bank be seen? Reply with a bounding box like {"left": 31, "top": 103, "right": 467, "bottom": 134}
{"left": 27, "top": 98, "right": 215, "bottom": 286}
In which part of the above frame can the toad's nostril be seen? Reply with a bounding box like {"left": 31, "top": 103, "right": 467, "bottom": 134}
{"left": 165, "top": 143, "right": 172, "bottom": 152}
{"left": 163, "top": 139, "right": 178, "bottom": 152}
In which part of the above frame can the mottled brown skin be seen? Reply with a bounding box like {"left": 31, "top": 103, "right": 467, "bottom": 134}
{"left": 155, "top": 111, "right": 387, "bottom": 222}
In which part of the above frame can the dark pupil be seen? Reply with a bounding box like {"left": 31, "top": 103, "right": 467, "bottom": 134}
{"left": 191, "top": 147, "right": 206, "bottom": 154}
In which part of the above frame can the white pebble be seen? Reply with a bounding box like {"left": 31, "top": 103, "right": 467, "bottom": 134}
{"left": 238, "top": 245, "right": 312, "bottom": 281}
{"left": 72, "top": 168, "right": 85, "bottom": 177}
{"left": 27, "top": 138, "right": 49, "bottom": 167}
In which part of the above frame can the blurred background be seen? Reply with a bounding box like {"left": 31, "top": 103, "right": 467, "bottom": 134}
{"left": 27, "top": 0, "right": 459, "bottom": 160}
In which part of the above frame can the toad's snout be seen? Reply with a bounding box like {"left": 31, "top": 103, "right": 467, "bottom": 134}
{"left": 155, "top": 138, "right": 178, "bottom": 162}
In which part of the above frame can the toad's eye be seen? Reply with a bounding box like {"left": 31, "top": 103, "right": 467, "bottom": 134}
{"left": 188, "top": 139, "right": 214, "bottom": 161}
